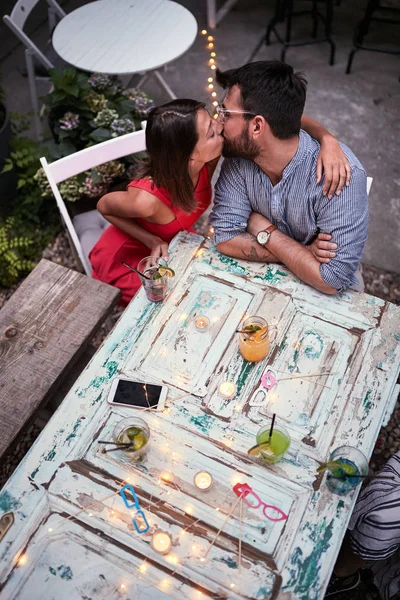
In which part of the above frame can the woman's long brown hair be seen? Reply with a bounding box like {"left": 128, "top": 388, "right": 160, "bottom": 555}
{"left": 135, "top": 99, "right": 205, "bottom": 213}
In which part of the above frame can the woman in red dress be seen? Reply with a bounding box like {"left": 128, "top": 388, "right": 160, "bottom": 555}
{"left": 90, "top": 99, "right": 223, "bottom": 306}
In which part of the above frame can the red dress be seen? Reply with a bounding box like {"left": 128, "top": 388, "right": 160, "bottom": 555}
{"left": 89, "top": 165, "right": 211, "bottom": 306}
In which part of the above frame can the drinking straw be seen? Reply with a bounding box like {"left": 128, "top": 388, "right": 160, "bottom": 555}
{"left": 122, "top": 261, "right": 151, "bottom": 280}
{"left": 269, "top": 414, "right": 276, "bottom": 440}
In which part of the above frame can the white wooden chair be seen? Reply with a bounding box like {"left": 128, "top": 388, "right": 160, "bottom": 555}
{"left": 40, "top": 128, "right": 147, "bottom": 276}
{"left": 3, "top": 0, "right": 66, "bottom": 139}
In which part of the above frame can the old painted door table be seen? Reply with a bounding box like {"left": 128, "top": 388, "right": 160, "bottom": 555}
{"left": 1, "top": 231, "right": 399, "bottom": 600}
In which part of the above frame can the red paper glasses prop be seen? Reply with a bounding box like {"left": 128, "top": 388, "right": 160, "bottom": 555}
{"left": 233, "top": 482, "right": 288, "bottom": 522}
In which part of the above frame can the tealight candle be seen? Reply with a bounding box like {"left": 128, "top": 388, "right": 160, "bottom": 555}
{"left": 219, "top": 381, "right": 236, "bottom": 399}
{"left": 194, "top": 316, "right": 210, "bottom": 332}
{"left": 194, "top": 471, "right": 213, "bottom": 491}
{"left": 151, "top": 531, "right": 172, "bottom": 555}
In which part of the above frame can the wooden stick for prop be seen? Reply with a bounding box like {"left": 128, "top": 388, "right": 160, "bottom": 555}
{"left": 204, "top": 495, "right": 242, "bottom": 558}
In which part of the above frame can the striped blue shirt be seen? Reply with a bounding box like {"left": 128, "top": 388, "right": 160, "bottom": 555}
{"left": 210, "top": 130, "right": 368, "bottom": 291}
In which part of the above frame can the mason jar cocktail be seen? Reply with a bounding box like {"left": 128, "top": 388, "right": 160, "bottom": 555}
{"left": 239, "top": 316, "right": 277, "bottom": 362}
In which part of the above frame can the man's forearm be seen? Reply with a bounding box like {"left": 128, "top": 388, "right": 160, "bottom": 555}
{"left": 217, "top": 233, "right": 280, "bottom": 263}
{"left": 267, "top": 230, "right": 337, "bottom": 294}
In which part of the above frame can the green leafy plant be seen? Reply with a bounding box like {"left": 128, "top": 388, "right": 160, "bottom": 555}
{"left": 0, "top": 218, "right": 36, "bottom": 287}
{"left": 2, "top": 135, "right": 58, "bottom": 226}
{"left": 45, "top": 67, "right": 154, "bottom": 155}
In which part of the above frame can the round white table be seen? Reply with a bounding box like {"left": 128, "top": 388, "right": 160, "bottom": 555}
{"left": 52, "top": 0, "right": 198, "bottom": 99}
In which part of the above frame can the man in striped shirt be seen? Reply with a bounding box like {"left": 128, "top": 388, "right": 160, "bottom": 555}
{"left": 209, "top": 61, "right": 368, "bottom": 295}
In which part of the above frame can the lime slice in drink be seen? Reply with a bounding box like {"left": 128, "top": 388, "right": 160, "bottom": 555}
{"left": 247, "top": 442, "right": 274, "bottom": 457}
{"left": 133, "top": 433, "right": 147, "bottom": 450}
{"left": 244, "top": 324, "right": 262, "bottom": 334}
{"left": 317, "top": 460, "right": 358, "bottom": 477}
{"left": 158, "top": 266, "right": 175, "bottom": 278}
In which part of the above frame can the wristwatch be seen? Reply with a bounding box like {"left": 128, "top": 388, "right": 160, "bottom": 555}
{"left": 256, "top": 224, "right": 277, "bottom": 246}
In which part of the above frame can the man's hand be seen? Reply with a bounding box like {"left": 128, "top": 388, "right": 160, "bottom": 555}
{"left": 308, "top": 233, "right": 337, "bottom": 264}
{"left": 148, "top": 237, "right": 169, "bottom": 262}
{"left": 317, "top": 136, "right": 351, "bottom": 199}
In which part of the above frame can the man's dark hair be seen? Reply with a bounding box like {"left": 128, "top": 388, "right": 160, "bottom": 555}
{"left": 216, "top": 61, "right": 307, "bottom": 139}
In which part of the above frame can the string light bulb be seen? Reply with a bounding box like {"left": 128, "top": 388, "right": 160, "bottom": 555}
{"left": 208, "top": 84, "right": 214, "bottom": 89}
{"left": 201, "top": 29, "right": 207, "bottom": 35}
{"left": 211, "top": 92, "right": 217, "bottom": 97}
{"left": 209, "top": 58, "right": 215, "bottom": 64}
{"left": 207, "top": 36, "right": 214, "bottom": 41}
{"left": 210, "top": 52, "right": 216, "bottom": 57}
{"left": 208, "top": 43, "right": 214, "bottom": 49}
{"left": 211, "top": 65, "right": 216, "bottom": 70}
{"left": 213, "top": 101, "right": 218, "bottom": 106}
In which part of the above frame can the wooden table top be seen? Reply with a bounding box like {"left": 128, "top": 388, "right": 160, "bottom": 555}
{"left": 1, "top": 231, "right": 399, "bottom": 600}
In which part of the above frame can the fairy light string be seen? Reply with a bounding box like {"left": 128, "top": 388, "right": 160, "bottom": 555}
{"left": 201, "top": 29, "right": 218, "bottom": 117}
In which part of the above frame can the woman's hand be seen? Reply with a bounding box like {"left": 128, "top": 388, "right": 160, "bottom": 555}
{"left": 317, "top": 136, "right": 351, "bottom": 199}
{"left": 148, "top": 236, "right": 169, "bottom": 262}
{"left": 308, "top": 233, "right": 337, "bottom": 264}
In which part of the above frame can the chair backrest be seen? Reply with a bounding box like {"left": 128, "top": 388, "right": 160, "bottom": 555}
{"left": 367, "top": 176, "right": 373, "bottom": 196}
{"left": 40, "top": 129, "right": 147, "bottom": 276}
{"left": 3, "top": 0, "right": 65, "bottom": 70}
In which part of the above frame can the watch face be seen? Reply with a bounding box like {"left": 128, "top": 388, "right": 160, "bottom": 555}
{"left": 257, "top": 231, "right": 269, "bottom": 245}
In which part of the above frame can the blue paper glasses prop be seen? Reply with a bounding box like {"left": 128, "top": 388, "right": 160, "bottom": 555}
{"left": 119, "top": 484, "right": 150, "bottom": 534}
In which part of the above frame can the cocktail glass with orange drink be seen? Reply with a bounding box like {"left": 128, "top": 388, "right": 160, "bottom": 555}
{"left": 239, "top": 316, "right": 277, "bottom": 363}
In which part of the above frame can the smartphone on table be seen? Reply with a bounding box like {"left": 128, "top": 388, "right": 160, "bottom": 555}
{"left": 107, "top": 377, "right": 168, "bottom": 411}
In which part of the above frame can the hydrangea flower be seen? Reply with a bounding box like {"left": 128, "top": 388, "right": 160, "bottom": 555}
{"left": 93, "top": 108, "right": 119, "bottom": 128}
{"left": 59, "top": 177, "right": 83, "bottom": 203}
{"left": 123, "top": 88, "right": 155, "bottom": 118}
{"left": 96, "top": 160, "right": 125, "bottom": 183}
{"left": 86, "top": 92, "right": 108, "bottom": 113}
{"left": 88, "top": 73, "right": 114, "bottom": 91}
{"left": 82, "top": 175, "right": 109, "bottom": 199}
{"left": 110, "top": 117, "right": 136, "bottom": 138}
{"left": 59, "top": 112, "right": 80, "bottom": 131}
{"left": 34, "top": 168, "right": 52, "bottom": 198}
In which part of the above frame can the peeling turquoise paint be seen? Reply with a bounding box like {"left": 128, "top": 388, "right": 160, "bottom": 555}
{"left": 91, "top": 392, "right": 103, "bottom": 406}
{"left": 58, "top": 565, "right": 73, "bottom": 580}
{"left": 106, "top": 361, "right": 119, "bottom": 379}
{"left": 218, "top": 255, "right": 249, "bottom": 276}
{"left": 218, "top": 556, "right": 238, "bottom": 569}
{"left": 363, "top": 390, "right": 373, "bottom": 412}
{"left": 336, "top": 500, "right": 345, "bottom": 517}
{"left": 288, "top": 331, "right": 324, "bottom": 373}
{"left": 254, "top": 267, "right": 287, "bottom": 285}
{"left": 236, "top": 360, "right": 257, "bottom": 396}
{"left": 66, "top": 419, "right": 82, "bottom": 444}
{"left": 189, "top": 413, "right": 213, "bottom": 435}
{"left": 30, "top": 467, "right": 39, "bottom": 479}
{"left": 0, "top": 490, "right": 21, "bottom": 512}
{"left": 49, "top": 565, "right": 73, "bottom": 580}
{"left": 285, "top": 518, "right": 334, "bottom": 599}
{"left": 44, "top": 445, "right": 57, "bottom": 461}
{"left": 256, "top": 586, "right": 273, "bottom": 599}
{"left": 393, "top": 333, "right": 400, "bottom": 343}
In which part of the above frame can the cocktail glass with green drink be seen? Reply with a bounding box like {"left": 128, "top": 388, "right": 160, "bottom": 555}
{"left": 320, "top": 446, "right": 369, "bottom": 495}
{"left": 113, "top": 417, "right": 150, "bottom": 462}
{"left": 249, "top": 421, "right": 291, "bottom": 464}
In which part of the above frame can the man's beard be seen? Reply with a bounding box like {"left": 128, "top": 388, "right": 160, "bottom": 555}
{"left": 222, "top": 125, "right": 260, "bottom": 160}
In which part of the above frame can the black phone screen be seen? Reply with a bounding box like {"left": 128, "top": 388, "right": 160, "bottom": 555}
{"left": 111, "top": 380, "right": 162, "bottom": 408}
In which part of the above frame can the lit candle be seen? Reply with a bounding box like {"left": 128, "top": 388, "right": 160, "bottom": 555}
{"left": 151, "top": 531, "right": 172, "bottom": 554}
{"left": 219, "top": 381, "right": 236, "bottom": 399}
{"left": 194, "top": 316, "right": 210, "bottom": 332}
{"left": 194, "top": 471, "right": 213, "bottom": 491}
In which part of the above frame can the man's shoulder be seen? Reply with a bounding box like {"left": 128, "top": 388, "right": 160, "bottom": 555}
{"left": 301, "top": 130, "right": 366, "bottom": 174}
{"left": 339, "top": 142, "right": 366, "bottom": 174}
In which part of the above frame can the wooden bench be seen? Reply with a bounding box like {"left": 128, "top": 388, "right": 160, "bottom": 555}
{"left": 0, "top": 259, "right": 121, "bottom": 461}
